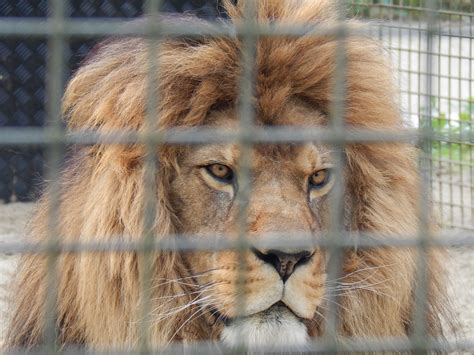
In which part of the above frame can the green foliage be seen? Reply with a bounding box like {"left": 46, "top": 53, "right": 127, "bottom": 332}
{"left": 426, "top": 98, "right": 473, "bottom": 164}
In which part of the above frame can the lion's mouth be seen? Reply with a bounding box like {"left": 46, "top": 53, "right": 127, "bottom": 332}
{"left": 247, "top": 301, "right": 301, "bottom": 321}
{"left": 220, "top": 301, "right": 310, "bottom": 348}
{"left": 213, "top": 301, "right": 302, "bottom": 326}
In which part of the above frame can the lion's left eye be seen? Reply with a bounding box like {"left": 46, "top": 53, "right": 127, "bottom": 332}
{"left": 309, "top": 169, "right": 330, "bottom": 189}
{"left": 205, "top": 163, "right": 234, "bottom": 183}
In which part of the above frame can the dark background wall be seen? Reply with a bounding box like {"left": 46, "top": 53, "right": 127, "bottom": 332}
{"left": 0, "top": 0, "right": 223, "bottom": 202}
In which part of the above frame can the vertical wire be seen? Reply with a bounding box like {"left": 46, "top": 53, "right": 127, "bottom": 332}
{"left": 42, "top": 0, "right": 66, "bottom": 351}
{"left": 417, "top": 0, "right": 423, "bottom": 173}
{"left": 448, "top": 9, "right": 454, "bottom": 228}
{"left": 408, "top": 1, "right": 414, "bottom": 135}
{"left": 322, "top": 0, "right": 348, "bottom": 350}
{"left": 469, "top": 11, "right": 473, "bottom": 233}
{"left": 387, "top": 0, "right": 393, "bottom": 63}
{"left": 457, "top": 10, "right": 464, "bottom": 228}
{"left": 235, "top": 0, "right": 257, "bottom": 350}
{"left": 396, "top": 2, "right": 402, "bottom": 95}
{"left": 437, "top": 21, "right": 443, "bottom": 227}
{"left": 138, "top": 0, "right": 162, "bottom": 351}
{"left": 411, "top": 0, "right": 437, "bottom": 351}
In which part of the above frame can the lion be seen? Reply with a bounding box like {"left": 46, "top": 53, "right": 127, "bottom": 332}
{"left": 5, "top": 0, "right": 451, "bottom": 351}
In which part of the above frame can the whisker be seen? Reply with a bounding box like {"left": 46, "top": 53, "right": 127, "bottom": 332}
{"left": 167, "top": 305, "right": 212, "bottom": 345}
{"left": 340, "top": 285, "right": 398, "bottom": 302}
{"left": 333, "top": 270, "right": 393, "bottom": 289}
{"left": 324, "top": 278, "right": 398, "bottom": 302}
{"left": 149, "top": 284, "right": 219, "bottom": 302}
{"left": 314, "top": 308, "right": 327, "bottom": 323}
{"left": 150, "top": 268, "right": 229, "bottom": 290}
{"left": 151, "top": 287, "right": 214, "bottom": 314}
{"left": 152, "top": 295, "right": 213, "bottom": 322}
{"left": 319, "top": 298, "right": 351, "bottom": 314}
{"left": 327, "top": 262, "right": 399, "bottom": 284}
{"left": 151, "top": 289, "right": 208, "bottom": 314}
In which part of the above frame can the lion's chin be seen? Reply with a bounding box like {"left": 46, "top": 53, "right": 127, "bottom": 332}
{"left": 220, "top": 302, "right": 309, "bottom": 350}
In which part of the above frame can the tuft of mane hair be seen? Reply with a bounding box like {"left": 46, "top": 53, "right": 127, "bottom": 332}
{"left": 5, "top": 0, "right": 452, "bottom": 349}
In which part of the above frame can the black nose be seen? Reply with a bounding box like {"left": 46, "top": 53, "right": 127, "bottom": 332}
{"left": 252, "top": 249, "right": 313, "bottom": 282}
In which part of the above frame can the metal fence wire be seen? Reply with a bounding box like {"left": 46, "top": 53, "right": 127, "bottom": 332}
{"left": 0, "top": 0, "right": 473, "bottom": 353}
{"left": 0, "top": 0, "right": 224, "bottom": 202}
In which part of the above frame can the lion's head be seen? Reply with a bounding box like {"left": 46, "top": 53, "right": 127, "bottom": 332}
{"left": 173, "top": 105, "right": 334, "bottom": 347}
{"left": 6, "top": 0, "right": 450, "bottom": 350}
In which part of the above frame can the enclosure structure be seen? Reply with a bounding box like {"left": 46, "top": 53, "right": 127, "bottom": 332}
{"left": 0, "top": 0, "right": 224, "bottom": 202}
{"left": 353, "top": 0, "right": 473, "bottom": 233}
{"left": 0, "top": 0, "right": 473, "bottom": 352}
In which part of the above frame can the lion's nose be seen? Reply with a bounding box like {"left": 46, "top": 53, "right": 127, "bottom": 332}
{"left": 252, "top": 249, "right": 313, "bottom": 282}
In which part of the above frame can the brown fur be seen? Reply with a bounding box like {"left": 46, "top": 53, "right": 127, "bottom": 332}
{"left": 6, "top": 0, "right": 450, "bottom": 350}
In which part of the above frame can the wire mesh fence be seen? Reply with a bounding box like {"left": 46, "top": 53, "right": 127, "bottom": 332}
{"left": 0, "top": 0, "right": 225, "bottom": 202}
{"left": 0, "top": 0, "right": 473, "bottom": 353}
{"left": 352, "top": 0, "right": 473, "bottom": 232}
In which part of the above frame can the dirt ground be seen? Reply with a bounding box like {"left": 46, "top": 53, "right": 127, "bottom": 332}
{"left": 0, "top": 202, "right": 473, "bottom": 345}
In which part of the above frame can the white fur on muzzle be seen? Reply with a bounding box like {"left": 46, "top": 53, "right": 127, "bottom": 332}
{"left": 220, "top": 303, "right": 309, "bottom": 350}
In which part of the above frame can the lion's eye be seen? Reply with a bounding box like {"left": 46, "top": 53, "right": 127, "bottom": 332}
{"left": 309, "top": 169, "right": 330, "bottom": 189}
{"left": 205, "top": 164, "right": 234, "bottom": 183}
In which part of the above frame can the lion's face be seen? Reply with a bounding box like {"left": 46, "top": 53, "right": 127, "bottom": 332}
{"left": 170, "top": 101, "right": 334, "bottom": 346}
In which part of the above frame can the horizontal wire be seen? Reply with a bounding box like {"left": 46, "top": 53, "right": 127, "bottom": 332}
{"left": 0, "top": 17, "right": 471, "bottom": 39}
{"left": 0, "top": 230, "right": 472, "bottom": 255}
{"left": 0, "top": 127, "right": 472, "bottom": 145}
{"left": 4, "top": 336, "right": 474, "bottom": 353}
{"left": 0, "top": 18, "right": 366, "bottom": 38}
{"left": 358, "top": 3, "right": 474, "bottom": 18}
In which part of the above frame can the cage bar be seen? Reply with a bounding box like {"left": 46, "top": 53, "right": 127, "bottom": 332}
{"left": 0, "top": 0, "right": 472, "bottom": 352}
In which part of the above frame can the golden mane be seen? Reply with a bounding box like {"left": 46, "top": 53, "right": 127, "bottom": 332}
{"left": 6, "top": 0, "right": 450, "bottom": 349}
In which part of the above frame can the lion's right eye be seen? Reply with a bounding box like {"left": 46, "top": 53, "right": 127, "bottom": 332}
{"left": 205, "top": 164, "right": 234, "bottom": 183}
{"left": 308, "top": 169, "right": 331, "bottom": 190}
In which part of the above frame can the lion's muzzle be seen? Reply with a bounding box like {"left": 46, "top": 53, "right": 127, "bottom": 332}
{"left": 221, "top": 302, "right": 310, "bottom": 349}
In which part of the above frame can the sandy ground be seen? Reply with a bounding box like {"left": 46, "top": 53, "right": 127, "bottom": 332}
{"left": 0, "top": 202, "right": 473, "bottom": 346}
{"left": 0, "top": 203, "right": 35, "bottom": 340}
